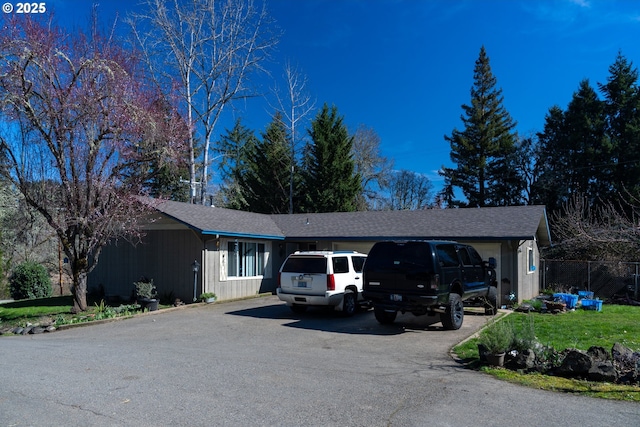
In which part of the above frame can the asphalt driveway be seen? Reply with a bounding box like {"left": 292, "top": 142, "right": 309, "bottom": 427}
{"left": 1, "top": 296, "right": 638, "bottom": 426}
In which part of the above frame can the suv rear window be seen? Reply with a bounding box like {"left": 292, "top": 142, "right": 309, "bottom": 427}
{"left": 366, "top": 242, "right": 434, "bottom": 271}
{"left": 332, "top": 257, "right": 349, "bottom": 274}
{"left": 282, "top": 257, "right": 327, "bottom": 273}
{"left": 352, "top": 256, "right": 366, "bottom": 273}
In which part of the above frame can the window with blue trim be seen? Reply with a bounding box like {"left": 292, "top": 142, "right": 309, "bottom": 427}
{"left": 228, "top": 241, "right": 265, "bottom": 277}
{"left": 527, "top": 247, "right": 536, "bottom": 273}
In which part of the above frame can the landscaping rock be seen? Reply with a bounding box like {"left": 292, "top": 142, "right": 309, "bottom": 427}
{"left": 588, "top": 360, "right": 618, "bottom": 382}
{"left": 612, "top": 342, "right": 640, "bottom": 384}
{"left": 556, "top": 349, "right": 592, "bottom": 377}
{"left": 29, "top": 327, "right": 45, "bottom": 334}
{"left": 587, "top": 346, "right": 609, "bottom": 362}
{"left": 506, "top": 349, "right": 537, "bottom": 371}
{"left": 612, "top": 342, "right": 640, "bottom": 370}
{"left": 515, "top": 303, "right": 534, "bottom": 313}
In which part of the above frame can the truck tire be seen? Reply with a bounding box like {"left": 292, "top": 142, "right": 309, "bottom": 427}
{"left": 440, "top": 293, "right": 464, "bottom": 330}
{"left": 374, "top": 306, "right": 397, "bottom": 324}
{"left": 342, "top": 292, "right": 356, "bottom": 317}
{"left": 484, "top": 286, "right": 498, "bottom": 315}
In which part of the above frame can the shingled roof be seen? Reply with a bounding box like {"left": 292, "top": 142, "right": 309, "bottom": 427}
{"left": 150, "top": 199, "right": 285, "bottom": 239}
{"left": 152, "top": 200, "right": 550, "bottom": 245}
{"left": 270, "top": 205, "right": 551, "bottom": 245}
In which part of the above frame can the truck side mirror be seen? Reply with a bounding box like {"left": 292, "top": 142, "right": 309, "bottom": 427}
{"left": 488, "top": 257, "right": 497, "bottom": 269}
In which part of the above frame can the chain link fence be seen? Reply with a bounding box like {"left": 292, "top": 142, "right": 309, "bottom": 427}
{"left": 540, "top": 259, "right": 640, "bottom": 300}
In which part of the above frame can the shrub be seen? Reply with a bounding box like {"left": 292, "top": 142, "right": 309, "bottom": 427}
{"left": 511, "top": 314, "right": 537, "bottom": 352}
{"left": 478, "top": 317, "right": 515, "bottom": 354}
{"left": 134, "top": 277, "right": 157, "bottom": 300}
{"left": 9, "top": 261, "right": 52, "bottom": 300}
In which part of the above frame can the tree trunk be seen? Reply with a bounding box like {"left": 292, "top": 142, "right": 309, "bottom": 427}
{"left": 71, "top": 269, "right": 88, "bottom": 314}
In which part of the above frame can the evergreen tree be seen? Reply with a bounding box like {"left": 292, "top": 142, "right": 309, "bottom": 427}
{"left": 532, "top": 106, "right": 569, "bottom": 213}
{"left": 300, "top": 104, "right": 361, "bottom": 213}
{"left": 564, "top": 80, "right": 609, "bottom": 200}
{"left": 533, "top": 80, "right": 610, "bottom": 214}
{"left": 439, "top": 46, "right": 518, "bottom": 207}
{"left": 598, "top": 53, "right": 640, "bottom": 199}
{"left": 215, "top": 119, "right": 257, "bottom": 209}
{"left": 239, "top": 112, "right": 293, "bottom": 214}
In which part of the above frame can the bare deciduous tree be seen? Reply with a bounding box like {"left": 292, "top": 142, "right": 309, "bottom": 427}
{"left": 386, "top": 170, "right": 434, "bottom": 210}
{"left": 270, "top": 61, "right": 316, "bottom": 213}
{"left": 0, "top": 13, "right": 186, "bottom": 312}
{"left": 130, "top": 0, "right": 278, "bottom": 204}
{"left": 351, "top": 125, "right": 393, "bottom": 210}
{"left": 549, "top": 193, "right": 640, "bottom": 260}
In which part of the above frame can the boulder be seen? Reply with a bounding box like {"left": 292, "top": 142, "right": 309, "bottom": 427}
{"left": 612, "top": 342, "right": 640, "bottom": 384}
{"left": 515, "top": 303, "right": 534, "bottom": 313}
{"left": 612, "top": 342, "right": 640, "bottom": 370}
{"left": 587, "top": 346, "right": 609, "bottom": 362}
{"left": 588, "top": 361, "right": 618, "bottom": 382}
{"left": 556, "top": 349, "right": 592, "bottom": 378}
{"left": 506, "top": 349, "right": 537, "bottom": 371}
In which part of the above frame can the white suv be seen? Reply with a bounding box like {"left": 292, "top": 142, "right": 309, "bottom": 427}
{"left": 277, "top": 251, "right": 368, "bottom": 316}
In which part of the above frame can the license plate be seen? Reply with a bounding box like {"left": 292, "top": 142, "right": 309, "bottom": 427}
{"left": 296, "top": 281, "right": 307, "bottom": 288}
{"left": 390, "top": 294, "right": 402, "bottom": 302}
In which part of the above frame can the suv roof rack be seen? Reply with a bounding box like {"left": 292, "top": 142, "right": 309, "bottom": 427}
{"left": 292, "top": 250, "right": 358, "bottom": 255}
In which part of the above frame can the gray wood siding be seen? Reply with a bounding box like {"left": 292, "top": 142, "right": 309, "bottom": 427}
{"left": 88, "top": 230, "right": 204, "bottom": 303}
{"left": 211, "top": 238, "right": 276, "bottom": 301}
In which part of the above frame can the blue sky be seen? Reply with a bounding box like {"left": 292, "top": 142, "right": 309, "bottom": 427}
{"left": 37, "top": 0, "right": 640, "bottom": 190}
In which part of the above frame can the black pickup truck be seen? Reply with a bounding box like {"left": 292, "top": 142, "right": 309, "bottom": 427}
{"left": 363, "top": 240, "right": 498, "bottom": 330}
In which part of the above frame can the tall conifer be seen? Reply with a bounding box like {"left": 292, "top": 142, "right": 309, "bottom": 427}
{"left": 598, "top": 53, "right": 640, "bottom": 199}
{"left": 300, "top": 104, "right": 361, "bottom": 212}
{"left": 440, "top": 46, "right": 518, "bottom": 207}
{"left": 240, "top": 112, "right": 293, "bottom": 214}
{"left": 215, "top": 118, "right": 257, "bottom": 209}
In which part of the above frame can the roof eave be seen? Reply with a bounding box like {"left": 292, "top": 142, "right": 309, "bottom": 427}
{"left": 202, "top": 230, "right": 285, "bottom": 240}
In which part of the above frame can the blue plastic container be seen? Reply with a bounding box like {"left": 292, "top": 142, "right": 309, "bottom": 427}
{"left": 581, "top": 299, "right": 602, "bottom": 311}
{"left": 553, "top": 293, "right": 578, "bottom": 309}
{"left": 578, "top": 290, "right": 594, "bottom": 299}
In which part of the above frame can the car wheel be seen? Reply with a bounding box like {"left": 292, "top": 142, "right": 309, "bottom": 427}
{"left": 290, "top": 304, "right": 307, "bottom": 314}
{"left": 342, "top": 292, "right": 356, "bottom": 317}
{"left": 440, "top": 293, "right": 464, "bottom": 330}
{"left": 374, "top": 306, "right": 397, "bottom": 324}
{"left": 484, "top": 286, "right": 498, "bottom": 315}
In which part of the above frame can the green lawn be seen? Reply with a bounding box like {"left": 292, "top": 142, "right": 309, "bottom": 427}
{"left": 0, "top": 295, "right": 146, "bottom": 329}
{"left": 0, "top": 296, "right": 78, "bottom": 321}
{"left": 454, "top": 304, "right": 640, "bottom": 402}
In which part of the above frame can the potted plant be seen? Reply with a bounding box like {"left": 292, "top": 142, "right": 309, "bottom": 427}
{"left": 199, "top": 292, "right": 217, "bottom": 303}
{"left": 134, "top": 277, "right": 159, "bottom": 311}
{"left": 478, "top": 317, "right": 514, "bottom": 367}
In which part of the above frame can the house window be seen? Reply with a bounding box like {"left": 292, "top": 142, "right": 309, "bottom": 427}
{"left": 228, "top": 241, "right": 265, "bottom": 277}
{"left": 527, "top": 247, "right": 536, "bottom": 273}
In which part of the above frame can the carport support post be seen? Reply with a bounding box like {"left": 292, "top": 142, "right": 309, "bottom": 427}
{"left": 192, "top": 260, "right": 200, "bottom": 302}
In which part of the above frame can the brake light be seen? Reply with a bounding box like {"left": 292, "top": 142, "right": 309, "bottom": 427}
{"left": 277, "top": 272, "right": 281, "bottom": 288}
{"left": 430, "top": 274, "right": 440, "bottom": 290}
{"left": 327, "top": 274, "right": 335, "bottom": 290}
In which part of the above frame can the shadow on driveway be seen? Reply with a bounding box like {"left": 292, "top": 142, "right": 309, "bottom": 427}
{"left": 226, "top": 301, "right": 489, "bottom": 336}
